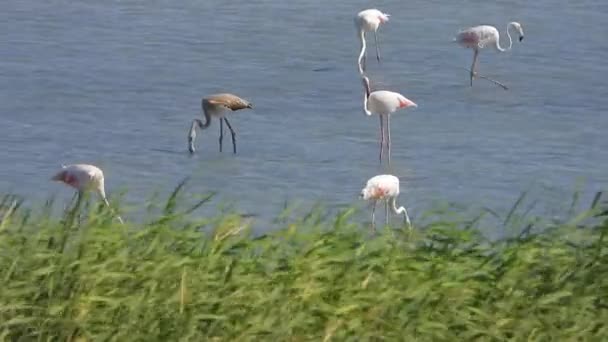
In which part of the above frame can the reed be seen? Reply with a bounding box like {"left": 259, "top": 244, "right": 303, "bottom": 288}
{"left": 1, "top": 187, "right": 607, "bottom": 341}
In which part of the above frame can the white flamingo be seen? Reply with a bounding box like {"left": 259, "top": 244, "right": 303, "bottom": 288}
{"left": 51, "top": 164, "right": 124, "bottom": 224}
{"left": 454, "top": 22, "right": 525, "bottom": 87}
{"left": 354, "top": 8, "right": 390, "bottom": 75}
{"left": 188, "top": 93, "right": 253, "bottom": 154}
{"left": 360, "top": 174, "right": 411, "bottom": 231}
{"left": 361, "top": 75, "right": 417, "bottom": 166}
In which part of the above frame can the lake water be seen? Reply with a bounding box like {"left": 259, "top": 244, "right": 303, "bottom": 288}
{"left": 1, "top": 0, "right": 607, "bottom": 232}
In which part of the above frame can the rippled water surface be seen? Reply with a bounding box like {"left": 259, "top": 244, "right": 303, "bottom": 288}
{"left": 1, "top": 0, "right": 607, "bottom": 231}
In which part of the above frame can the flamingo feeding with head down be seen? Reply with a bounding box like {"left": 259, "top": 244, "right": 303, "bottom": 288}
{"left": 188, "top": 93, "right": 253, "bottom": 154}
{"left": 360, "top": 174, "right": 411, "bottom": 232}
{"left": 51, "top": 164, "right": 124, "bottom": 224}
{"left": 354, "top": 8, "right": 390, "bottom": 75}
{"left": 361, "top": 75, "right": 417, "bottom": 166}
{"left": 454, "top": 22, "right": 525, "bottom": 87}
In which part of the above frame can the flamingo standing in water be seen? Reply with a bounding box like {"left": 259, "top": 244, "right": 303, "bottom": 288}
{"left": 360, "top": 174, "right": 411, "bottom": 232}
{"left": 454, "top": 22, "right": 525, "bottom": 87}
{"left": 51, "top": 164, "right": 124, "bottom": 224}
{"left": 354, "top": 8, "right": 390, "bottom": 75}
{"left": 188, "top": 93, "right": 253, "bottom": 154}
{"left": 361, "top": 75, "right": 417, "bottom": 166}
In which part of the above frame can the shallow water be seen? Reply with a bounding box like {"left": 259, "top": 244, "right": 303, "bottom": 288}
{"left": 1, "top": 0, "right": 607, "bottom": 232}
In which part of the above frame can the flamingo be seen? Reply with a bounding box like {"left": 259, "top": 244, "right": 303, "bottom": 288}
{"left": 361, "top": 75, "right": 417, "bottom": 166}
{"left": 454, "top": 22, "right": 525, "bottom": 87}
{"left": 360, "top": 174, "right": 411, "bottom": 232}
{"left": 188, "top": 93, "right": 253, "bottom": 154}
{"left": 354, "top": 8, "right": 390, "bottom": 75}
{"left": 51, "top": 164, "right": 124, "bottom": 224}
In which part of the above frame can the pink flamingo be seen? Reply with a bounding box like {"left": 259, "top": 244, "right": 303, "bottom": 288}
{"left": 361, "top": 75, "right": 417, "bottom": 166}
{"left": 360, "top": 174, "right": 411, "bottom": 232}
{"left": 51, "top": 164, "right": 124, "bottom": 224}
{"left": 454, "top": 22, "right": 525, "bottom": 88}
{"left": 354, "top": 8, "right": 390, "bottom": 74}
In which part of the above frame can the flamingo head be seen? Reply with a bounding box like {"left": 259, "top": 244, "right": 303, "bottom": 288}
{"left": 360, "top": 187, "right": 371, "bottom": 200}
{"left": 509, "top": 22, "right": 524, "bottom": 41}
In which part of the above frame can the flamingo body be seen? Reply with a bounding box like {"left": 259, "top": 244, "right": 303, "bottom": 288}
{"left": 367, "top": 90, "right": 417, "bottom": 116}
{"left": 52, "top": 164, "right": 107, "bottom": 197}
{"left": 355, "top": 9, "right": 389, "bottom": 33}
{"left": 361, "top": 174, "right": 401, "bottom": 200}
{"left": 360, "top": 174, "right": 411, "bottom": 231}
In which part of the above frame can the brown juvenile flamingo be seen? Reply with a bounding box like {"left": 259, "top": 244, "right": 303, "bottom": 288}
{"left": 188, "top": 93, "right": 253, "bottom": 154}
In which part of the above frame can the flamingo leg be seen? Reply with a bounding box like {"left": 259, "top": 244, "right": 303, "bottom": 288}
{"left": 219, "top": 118, "right": 224, "bottom": 152}
{"left": 379, "top": 115, "right": 385, "bottom": 164}
{"left": 385, "top": 199, "right": 390, "bottom": 226}
{"left": 374, "top": 30, "right": 381, "bottom": 63}
{"left": 223, "top": 117, "right": 237, "bottom": 154}
{"left": 386, "top": 114, "right": 391, "bottom": 167}
{"left": 371, "top": 201, "right": 376, "bottom": 232}
{"left": 470, "top": 49, "right": 479, "bottom": 86}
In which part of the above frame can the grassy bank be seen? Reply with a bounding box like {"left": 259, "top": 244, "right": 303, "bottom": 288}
{"left": 1, "top": 190, "right": 608, "bottom": 341}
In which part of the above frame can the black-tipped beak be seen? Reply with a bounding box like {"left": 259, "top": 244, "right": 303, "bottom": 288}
{"left": 519, "top": 36, "right": 524, "bottom": 42}
{"left": 247, "top": 103, "right": 253, "bottom": 109}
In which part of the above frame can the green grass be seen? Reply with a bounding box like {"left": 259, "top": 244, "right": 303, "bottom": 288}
{"left": 1, "top": 187, "right": 608, "bottom": 341}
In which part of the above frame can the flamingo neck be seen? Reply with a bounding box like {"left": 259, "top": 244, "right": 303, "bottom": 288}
{"left": 363, "top": 93, "right": 372, "bottom": 115}
{"left": 357, "top": 29, "right": 366, "bottom": 75}
{"left": 390, "top": 197, "right": 404, "bottom": 215}
{"left": 390, "top": 197, "right": 411, "bottom": 227}
{"left": 497, "top": 24, "right": 513, "bottom": 52}
{"left": 101, "top": 194, "right": 124, "bottom": 224}
{"left": 200, "top": 106, "right": 212, "bottom": 128}
{"left": 362, "top": 78, "right": 372, "bottom": 116}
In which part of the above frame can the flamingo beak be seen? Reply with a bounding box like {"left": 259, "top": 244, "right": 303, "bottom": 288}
{"left": 247, "top": 103, "right": 253, "bottom": 109}
{"left": 519, "top": 35, "right": 524, "bottom": 42}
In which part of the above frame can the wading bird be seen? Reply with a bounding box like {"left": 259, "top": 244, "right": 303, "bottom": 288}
{"left": 362, "top": 75, "right": 417, "bottom": 166}
{"left": 454, "top": 22, "right": 525, "bottom": 87}
{"left": 354, "top": 8, "right": 390, "bottom": 75}
{"left": 51, "top": 164, "right": 124, "bottom": 224}
{"left": 188, "top": 93, "right": 253, "bottom": 154}
{"left": 360, "top": 174, "right": 411, "bottom": 231}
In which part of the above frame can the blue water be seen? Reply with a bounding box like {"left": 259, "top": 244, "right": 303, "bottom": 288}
{"left": 1, "top": 0, "right": 607, "bottom": 231}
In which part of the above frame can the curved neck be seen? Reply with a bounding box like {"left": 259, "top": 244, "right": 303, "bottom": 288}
{"left": 200, "top": 103, "right": 212, "bottom": 128}
{"left": 362, "top": 79, "right": 372, "bottom": 116}
{"left": 390, "top": 197, "right": 411, "bottom": 226}
{"left": 357, "top": 29, "right": 366, "bottom": 75}
{"left": 496, "top": 24, "right": 513, "bottom": 52}
{"left": 390, "top": 197, "right": 405, "bottom": 215}
{"left": 363, "top": 95, "right": 372, "bottom": 115}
